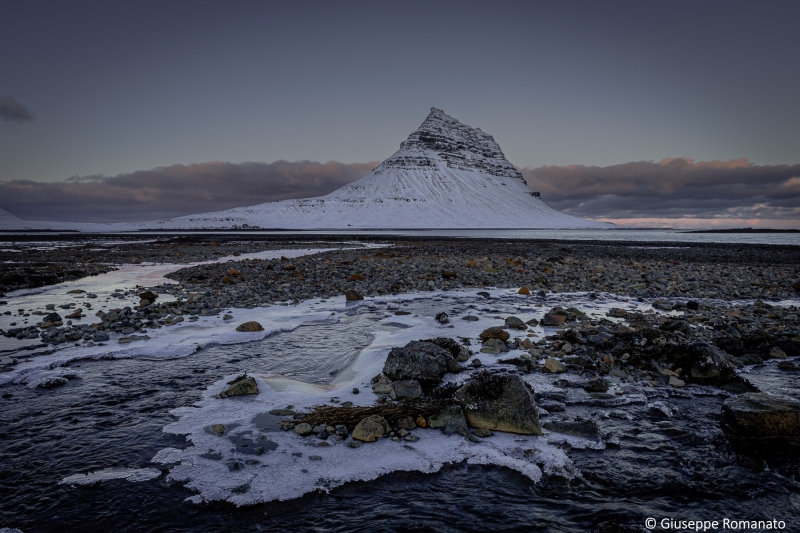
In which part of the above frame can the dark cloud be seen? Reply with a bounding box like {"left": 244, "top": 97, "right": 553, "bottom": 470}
{"left": 521, "top": 158, "right": 800, "bottom": 225}
{"left": 0, "top": 160, "right": 376, "bottom": 222}
{"left": 3, "top": 157, "right": 798, "bottom": 227}
{"left": 0, "top": 95, "right": 34, "bottom": 122}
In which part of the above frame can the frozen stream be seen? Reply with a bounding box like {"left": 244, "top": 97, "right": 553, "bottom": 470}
{"left": 1, "top": 247, "right": 799, "bottom": 531}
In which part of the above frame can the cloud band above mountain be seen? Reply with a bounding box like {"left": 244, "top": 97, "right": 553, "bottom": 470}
{"left": 520, "top": 158, "right": 800, "bottom": 228}
{"left": 0, "top": 161, "right": 378, "bottom": 222}
{"left": 1, "top": 157, "right": 798, "bottom": 227}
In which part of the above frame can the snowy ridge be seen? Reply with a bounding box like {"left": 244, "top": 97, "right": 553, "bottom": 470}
{"left": 131, "top": 108, "right": 610, "bottom": 230}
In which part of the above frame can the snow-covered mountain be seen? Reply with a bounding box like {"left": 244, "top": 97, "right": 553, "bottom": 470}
{"left": 131, "top": 108, "right": 610, "bottom": 230}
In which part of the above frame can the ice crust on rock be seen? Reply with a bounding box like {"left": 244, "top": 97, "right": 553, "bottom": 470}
{"left": 127, "top": 109, "right": 610, "bottom": 230}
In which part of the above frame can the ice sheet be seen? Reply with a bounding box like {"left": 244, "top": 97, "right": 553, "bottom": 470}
{"left": 60, "top": 468, "right": 161, "bottom": 485}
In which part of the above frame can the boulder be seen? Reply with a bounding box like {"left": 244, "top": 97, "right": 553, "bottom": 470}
{"left": 345, "top": 290, "right": 364, "bottom": 301}
{"left": 422, "top": 337, "right": 471, "bottom": 362}
{"left": 504, "top": 316, "right": 526, "bottom": 330}
{"left": 43, "top": 312, "right": 62, "bottom": 324}
{"left": 666, "top": 342, "right": 736, "bottom": 385}
{"left": 294, "top": 423, "right": 313, "bottom": 436}
{"left": 220, "top": 375, "right": 259, "bottom": 397}
{"left": 544, "top": 357, "right": 565, "bottom": 373}
{"left": 394, "top": 416, "right": 416, "bottom": 430}
{"left": 139, "top": 291, "right": 158, "bottom": 301}
{"left": 721, "top": 392, "right": 800, "bottom": 455}
{"left": 352, "top": 415, "right": 389, "bottom": 442}
{"left": 668, "top": 376, "right": 685, "bottom": 388}
{"left": 769, "top": 346, "right": 787, "bottom": 359}
{"left": 517, "top": 287, "right": 531, "bottom": 295}
{"left": 540, "top": 313, "right": 565, "bottom": 327}
{"left": 236, "top": 321, "right": 264, "bottom": 332}
{"left": 389, "top": 379, "right": 422, "bottom": 400}
{"left": 479, "top": 327, "right": 509, "bottom": 342}
{"left": 427, "top": 405, "right": 469, "bottom": 435}
{"left": 482, "top": 338, "right": 508, "bottom": 352}
{"left": 65, "top": 309, "right": 83, "bottom": 319}
{"left": 453, "top": 372, "right": 541, "bottom": 435}
{"left": 383, "top": 341, "right": 452, "bottom": 383}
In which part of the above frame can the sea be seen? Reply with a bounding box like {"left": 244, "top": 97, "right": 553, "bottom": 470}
{"left": 0, "top": 232, "right": 798, "bottom": 532}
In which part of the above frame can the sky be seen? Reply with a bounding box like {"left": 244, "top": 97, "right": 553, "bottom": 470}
{"left": 1, "top": 0, "right": 799, "bottom": 228}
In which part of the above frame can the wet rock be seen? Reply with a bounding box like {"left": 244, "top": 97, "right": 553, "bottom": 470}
{"left": 394, "top": 416, "right": 416, "bottom": 430}
{"left": 435, "top": 312, "right": 450, "bottom": 324}
{"left": 735, "top": 353, "right": 764, "bottom": 366}
{"left": 583, "top": 377, "right": 610, "bottom": 392}
{"left": 389, "top": 379, "right": 422, "bottom": 400}
{"left": 652, "top": 299, "right": 673, "bottom": 311}
{"left": 454, "top": 371, "right": 541, "bottom": 435}
{"left": 768, "top": 346, "right": 787, "bottom": 359}
{"left": 352, "top": 415, "right": 389, "bottom": 442}
{"left": 504, "top": 316, "right": 526, "bottom": 330}
{"left": 294, "top": 423, "right": 313, "bottom": 436}
{"left": 212, "top": 424, "right": 226, "bottom": 434}
{"left": 236, "top": 321, "right": 264, "bottom": 332}
{"left": 544, "top": 357, "right": 565, "bottom": 373}
{"left": 540, "top": 313, "right": 565, "bottom": 327}
{"left": 428, "top": 405, "right": 469, "bottom": 435}
{"left": 422, "top": 337, "right": 471, "bottom": 362}
{"left": 43, "top": 312, "right": 62, "bottom": 324}
{"left": 471, "top": 358, "right": 482, "bottom": 368}
{"left": 345, "top": 290, "right": 364, "bottom": 301}
{"left": 222, "top": 314, "right": 233, "bottom": 321}
{"left": 667, "top": 342, "right": 736, "bottom": 385}
{"left": 383, "top": 341, "right": 451, "bottom": 383}
{"left": 372, "top": 382, "right": 393, "bottom": 395}
{"left": 220, "top": 375, "right": 259, "bottom": 398}
{"left": 517, "top": 287, "right": 530, "bottom": 295}
{"left": 65, "top": 309, "right": 82, "bottom": 319}
{"left": 721, "top": 392, "right": 800, "bottom": 455}
{"left": 139, "top": 291, "right": 158, "bottom": 301}
{"left": 543, "top": 417, "right": 601, "bottom": 440}
{"left": 482, "top": 338, "right": 508, "bottom": 352}
{"left": 479, "top": 327, "right": 509, "bottom": 342}
{"left": 668, "top": 376, "right": 685, "bottom": 388}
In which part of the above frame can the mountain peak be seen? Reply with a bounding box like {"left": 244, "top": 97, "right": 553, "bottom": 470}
{"left": 377, "top": 108, "right": 524, "bottom": 180}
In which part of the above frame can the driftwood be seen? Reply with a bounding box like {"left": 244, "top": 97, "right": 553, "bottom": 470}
{"left": 301, "top": 398, "right": 446, "bottom": 428}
